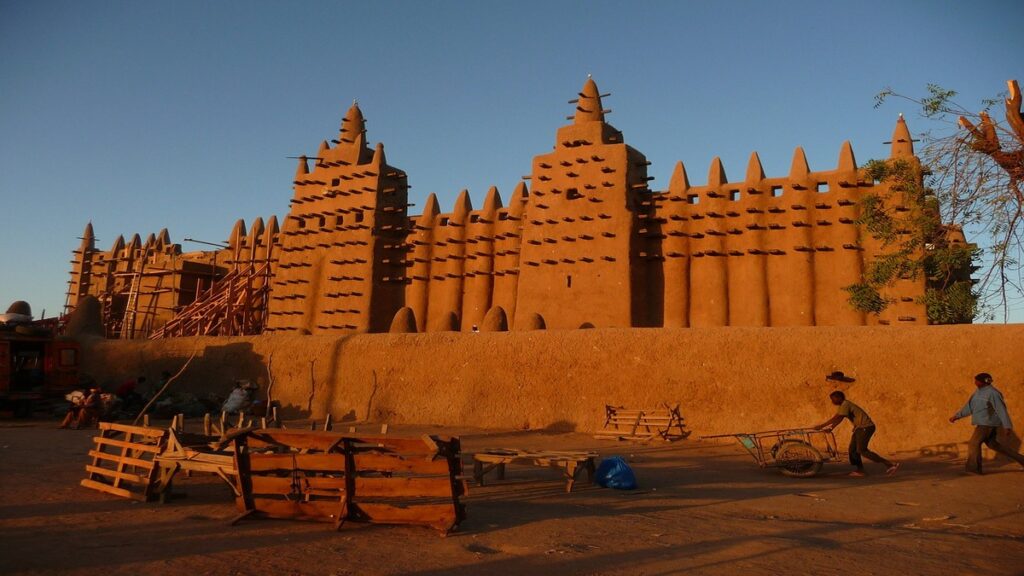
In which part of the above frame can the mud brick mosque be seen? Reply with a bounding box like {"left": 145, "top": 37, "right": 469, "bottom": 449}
{"left": 66, "top": 78, "right": 961, "bottom": 338}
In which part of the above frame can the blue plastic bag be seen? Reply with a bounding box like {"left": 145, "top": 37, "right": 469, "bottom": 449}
{"left": 595, "top": 456, "right": 638, "bottom": 490}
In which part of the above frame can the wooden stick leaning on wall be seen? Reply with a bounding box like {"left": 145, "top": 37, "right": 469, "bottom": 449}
{"left": 133, "top": 351, "right": 198, "bottom": 425}
{"left": 264, "top": 352, "right": 275, "bottom": 420}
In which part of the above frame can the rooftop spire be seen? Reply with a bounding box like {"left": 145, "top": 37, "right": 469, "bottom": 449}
{"left": 708, "top": 157, "right": 728, "bottom": 188}
{"left": 574, "top": 77, "right": 605, "bottom": 124}
{"left": 339, "top": 102, "right": 366, "bottom": 144}
{"left": 483, "top": 186, "right": 503, "bottom": 213}
{"left": 889, "top": 114, "right": 915, "bottom": 158}
{"left": 79, "top": 222, "right": 95, "bottom": 252}
{"left": 745, "top": 152, "right": 765, "bottom": 183}
{"left": 789, "top": 146, "right": 811, "bottom": 180}
{"left": 669, "top": 161, "right": 691, "bottom": 194}
{"left": 838, "top": 140, "right": 857, "bottom": 172}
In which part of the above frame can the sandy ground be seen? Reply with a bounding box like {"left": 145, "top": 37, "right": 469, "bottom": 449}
{"left": 1, "top": 420, "right": 1023, "bottom": 576}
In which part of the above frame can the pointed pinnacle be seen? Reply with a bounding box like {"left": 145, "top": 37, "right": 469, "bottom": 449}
{"left": 669, "top": 161, "right": 691, "bottom": 194}
{"left": 574, "top": 77, "right": 605, "bottom": 124}
{"left": 745, "top": 152, "right": 765, "bottom": 183}
{"left": 483, "top": 186, "right": 503, "bottom": 213}
{"left": 890, "top": 115, "right": 914, "bottom": 158}
{"left": 838, "top": 141, "right": 857, "bottom": 172}
{"left": 789, "top": 147, "right": 810, "bottom": 179}
{"left": 708, "top": 157, "right": 727, "bottom": 188}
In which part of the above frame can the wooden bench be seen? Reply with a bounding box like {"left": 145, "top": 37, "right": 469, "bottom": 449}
{"left": 80, "top": 422, "right": 168, "bottom": 501}
{"left": 472, "top": 449, "right": 597, "bottom": 493}
{"left": 594, "top": 403, "right": 688, "bottom": 442}
{"left": 230, "top": 428, "right": 466, "bottom": 534}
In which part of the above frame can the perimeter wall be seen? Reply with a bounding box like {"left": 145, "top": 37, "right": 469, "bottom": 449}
{"left": 80, "top": 325, "right": 1024, "bottom": 454}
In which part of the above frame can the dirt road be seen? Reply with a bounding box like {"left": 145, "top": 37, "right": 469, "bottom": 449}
{"left": 1, "top": 422, "right": 1022, "bottom": 575}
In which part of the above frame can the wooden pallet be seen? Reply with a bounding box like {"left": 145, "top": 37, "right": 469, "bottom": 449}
{"left": 230, "top": 428, "right": 466, "bottom": 534}
{"left": 472, "top": 449, "right": 597, "bottom": 493}
{"left": 594, "top": 403, "right": 689, "bottom": 442}
{"left": 80, "top": 422, "right": 168, "bottom": 501}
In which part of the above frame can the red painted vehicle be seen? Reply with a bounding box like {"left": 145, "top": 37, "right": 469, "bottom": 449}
{"left": 0, "top": 318, "right": 80, "bottom": 416}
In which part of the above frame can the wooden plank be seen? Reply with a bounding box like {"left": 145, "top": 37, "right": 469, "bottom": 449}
{"left": 88, "top": 450, "right": 154, "bottom": 469}
{"left": 85, "top": 464, "right": 148, "bottom": 484}
{"left": 354, "top": 476, "right": 454, "bottom": 498}
{"left": 92, "top": 437, "right": 161, "bottom": 453}
{"left": 354, "top": 454, "right": 452, "bottom": 475}
{"left": 80, "top": 478, "right": 136, "bottom": 499}
{"left": 99, "top": 422, "right": 166, "bottom": 438}
{"left": 250, "top": 475, "right": 347, "bottom": 494}
{"left": 252, "top": 497, "right": 346, "bottom": 522}
{"left": 351, "top": 502, "right": 456, "bottom": 530}
{"left": 248, "top": 453, "right": 347, "bottom": 473}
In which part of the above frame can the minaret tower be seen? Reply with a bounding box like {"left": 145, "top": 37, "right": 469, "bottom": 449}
{"left": 266, "top": 102, "right": 409, "bottom": 334}
{"left": 515, "top": 77, "right": 654, "bottom": 329}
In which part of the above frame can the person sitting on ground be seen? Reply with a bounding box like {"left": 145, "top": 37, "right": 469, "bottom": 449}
{"left": 949, "top": 372, "right": 1024, "bottom": 474}
{"left": 61, "top": 387, "right": 102, "bottom": 429}
{"left": 59, "top": 390, "right": 86, "bottom": 429}
{"left": 813, "top": 391, "right": 899, "bottom": 477}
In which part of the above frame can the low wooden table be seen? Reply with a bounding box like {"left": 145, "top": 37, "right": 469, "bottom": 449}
{"left": 472, "top": 449, "right": 598, "bottom": 493}
{"left": 153, "top": 429, "right": 238, "bottom": 502}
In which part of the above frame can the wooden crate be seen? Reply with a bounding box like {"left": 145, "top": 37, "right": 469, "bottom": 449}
{"left": 594, "top": 403, "right": 689, "bottom": 442}
{"left": 231, "top": 429, "right": 466, "bottom": 534}
{"left": 80, "top": 422, "right": 168, "bottom": 501}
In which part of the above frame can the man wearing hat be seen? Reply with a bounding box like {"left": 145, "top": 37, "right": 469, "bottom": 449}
{"left": 950, "top": 373, "right": 1024, "bottom": 474}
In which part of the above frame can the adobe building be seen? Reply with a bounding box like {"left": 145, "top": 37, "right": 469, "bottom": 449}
{"left": 67, "top": 78, "right": 956, "bottom": 337}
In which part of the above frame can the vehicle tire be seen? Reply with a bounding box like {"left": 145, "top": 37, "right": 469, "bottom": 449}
{"left": 774, "top": 440, "right": 823, "bottom": 478}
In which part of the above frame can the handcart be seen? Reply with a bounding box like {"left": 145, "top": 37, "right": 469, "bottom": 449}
{"left": 700, "top": 428, "right": 844, "bottom": 478}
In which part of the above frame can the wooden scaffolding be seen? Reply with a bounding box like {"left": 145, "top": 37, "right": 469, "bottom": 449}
{"left": 149, "top": 261, "right": 272, "bottom": 338}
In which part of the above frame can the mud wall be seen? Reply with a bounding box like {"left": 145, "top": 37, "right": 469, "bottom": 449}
{"left": 80, "top": 324, "right": 1024, "bottom": 453}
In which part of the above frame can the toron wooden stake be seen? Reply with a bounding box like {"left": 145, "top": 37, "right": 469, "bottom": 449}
{"left": 68, "top": 78, "right": 950, "bottom": 333}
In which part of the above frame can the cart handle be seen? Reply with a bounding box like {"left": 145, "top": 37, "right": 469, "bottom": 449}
{"left": 700, "top": 427, "right": 826, "bottom": 440}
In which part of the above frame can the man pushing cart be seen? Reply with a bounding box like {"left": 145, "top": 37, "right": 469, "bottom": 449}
{"left": 702, "top": 390, "right": 899, "bottom": 478}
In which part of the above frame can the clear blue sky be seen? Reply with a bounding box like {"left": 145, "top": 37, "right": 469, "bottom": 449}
{"left": 2, "top": 0, "right": 1022, "bottom": 322}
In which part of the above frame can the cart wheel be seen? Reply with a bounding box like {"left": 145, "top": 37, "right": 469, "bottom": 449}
{"left": 774, "top": 440, "right": 823, "bottom": 478}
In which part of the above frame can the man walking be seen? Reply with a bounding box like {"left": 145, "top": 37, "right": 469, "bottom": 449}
{"left": 814, "top": 391, "right": 898, "bottom": 477}
{"left": 950, "top": 373, "right": 1024, "bottom": 474}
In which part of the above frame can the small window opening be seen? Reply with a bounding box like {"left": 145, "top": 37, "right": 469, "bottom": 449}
{"left": 331, "top": 178, "right": 340, "bottom": 186}
{"left": 730, "top": 190, "right": 741, "bottom": 201}
{"left": 354, "top": 211, "right": 364, "bottom": 223}
{"left": 499, "top": 212, "right": 509, "bottom": 221}
{"left": 816, "top": 182, "right": 831, "bottom": 193}
{"left": 688, "top": 195, "right": 700, "bottom": 205}
{"left": 566, "top": 188, "right": 582, "bottom": 200}
{"left": 567, "top": 275, "right": 572, "bottom": 288}
{"left": 295, "top": 216, "right": 306, "bottom": 229}
{"left": 771, "top": 186, "right": 783, "bottom": 198}
{"left": 470, "top": 214, "right": 480, "bottom": 223}
{"left": 440, "top": 217, "right": 450, "bottom": 226}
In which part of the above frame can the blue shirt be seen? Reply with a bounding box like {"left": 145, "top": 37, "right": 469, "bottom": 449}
{"left": 954, "top": 385, "right": 1013, "bottom": 429}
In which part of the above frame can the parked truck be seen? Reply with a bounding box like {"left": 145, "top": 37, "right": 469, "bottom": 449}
{"left": 0, "top": 301, "right": 80, "bottom": 416}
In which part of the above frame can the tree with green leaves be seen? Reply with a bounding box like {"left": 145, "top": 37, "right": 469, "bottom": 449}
{"left": 867, "top": 80, "right": 1024, "bottom": 322}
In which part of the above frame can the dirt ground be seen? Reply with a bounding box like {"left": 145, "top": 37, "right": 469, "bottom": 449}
{"left": 1, "top": 420, "right": 1023, "bottom": 576}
